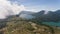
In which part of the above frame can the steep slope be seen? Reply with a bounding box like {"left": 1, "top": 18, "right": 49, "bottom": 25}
{"left": 33, "top": 10, "right": 60, "bottom": 22}
{"left": 18, "top": 11, "right": 35, "bottom": 19}
{"left": 0, "top": 16, "right": 56, "bottom": 34}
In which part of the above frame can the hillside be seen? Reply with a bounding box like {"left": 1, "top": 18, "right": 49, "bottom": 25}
{"left": 0, "top": 16, "right": 60, "bottom": 34}
{"left": 33, "top": 10, "right": 60, "bottom": 22}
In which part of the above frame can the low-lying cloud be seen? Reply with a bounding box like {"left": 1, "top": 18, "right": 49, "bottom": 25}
{"left": 0, "top": 0, "right": 25, "bottom": 19}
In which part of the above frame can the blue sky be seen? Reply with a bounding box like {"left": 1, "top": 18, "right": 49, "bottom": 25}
{"left": 9, "top": 0, "right": 60, "bottom": 12}
{"left": 0, "top": 0, "right": 60, "bottom": 19}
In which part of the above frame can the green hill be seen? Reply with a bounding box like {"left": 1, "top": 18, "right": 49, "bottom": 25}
{"left": 0, "top": 16, "right": 60, "bottom": 34}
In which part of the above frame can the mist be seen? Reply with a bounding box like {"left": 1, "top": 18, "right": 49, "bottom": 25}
{"left": 0, "top": 0, "right": 25, "bottom": 19}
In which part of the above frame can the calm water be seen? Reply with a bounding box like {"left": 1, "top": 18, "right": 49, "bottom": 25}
{"left": 42, "top": 22, "right": 60, "bottom": 27}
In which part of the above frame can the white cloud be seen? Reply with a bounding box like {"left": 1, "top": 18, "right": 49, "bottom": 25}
{"left": 0, "top": 0, "right": 26, "bottom": 19}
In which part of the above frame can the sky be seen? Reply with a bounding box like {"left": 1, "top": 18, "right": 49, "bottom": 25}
{"left": 0, "top": 0, "right": 60, "bottom": 19}
{"left": 0, "top": 0, "right": 25, "bottom": 19}
{"left": 9, "top": 0, "right": 60, "bottom": 12}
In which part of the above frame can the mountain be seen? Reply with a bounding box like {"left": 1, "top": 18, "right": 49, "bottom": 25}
{"left": 0, "top": 10, "right": 60, "bottom": 34}
{"left": 19, "top": 11, "right": 34, "bottom": 15}
{"left": 3, "top": 10, "right": 60, "bottom": 22}
{"left": 33, "top": 10, "right": 45, "bottom": 17}
{"left": 0, "top": 16, "right": 56, "bottom": 34}
{"left": 17, "top": 11, "right": 35, "bottom": 19}
{"left": 1, "top": 10, "right": 60, "bottom": 22}
{"left": 33, "top": 10, "right": 60, "bottom": 22}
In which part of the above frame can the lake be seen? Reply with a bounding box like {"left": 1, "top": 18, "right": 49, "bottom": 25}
{"left": 42, "top": 22, "right": 60, "bottom": 27}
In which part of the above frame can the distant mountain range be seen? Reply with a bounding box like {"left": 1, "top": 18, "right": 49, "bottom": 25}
{"left": 0, "top": 10, "right": 60, "bottom": 22}
{"left": 17, "top": 11, "right": 36, "bottom": 19}
{"left": 33, "top": 10, "right": 60, "bottom": 22}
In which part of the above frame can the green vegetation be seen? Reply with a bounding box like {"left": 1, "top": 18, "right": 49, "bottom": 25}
{"left": 0, "top": 16, "right": 60, "bottom": 34}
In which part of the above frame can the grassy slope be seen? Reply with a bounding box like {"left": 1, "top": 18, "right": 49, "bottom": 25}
{"left": 0, "top": 16, "right": 60, "bottom": 34}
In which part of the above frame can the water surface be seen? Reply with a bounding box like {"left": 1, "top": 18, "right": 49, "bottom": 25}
{"left": 42, "top": 22, "right": 60, "bottom": 27}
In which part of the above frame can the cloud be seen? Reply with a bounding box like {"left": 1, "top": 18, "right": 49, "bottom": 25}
{"left": 0, "top": 0, "right": 25, "bottom": 19}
